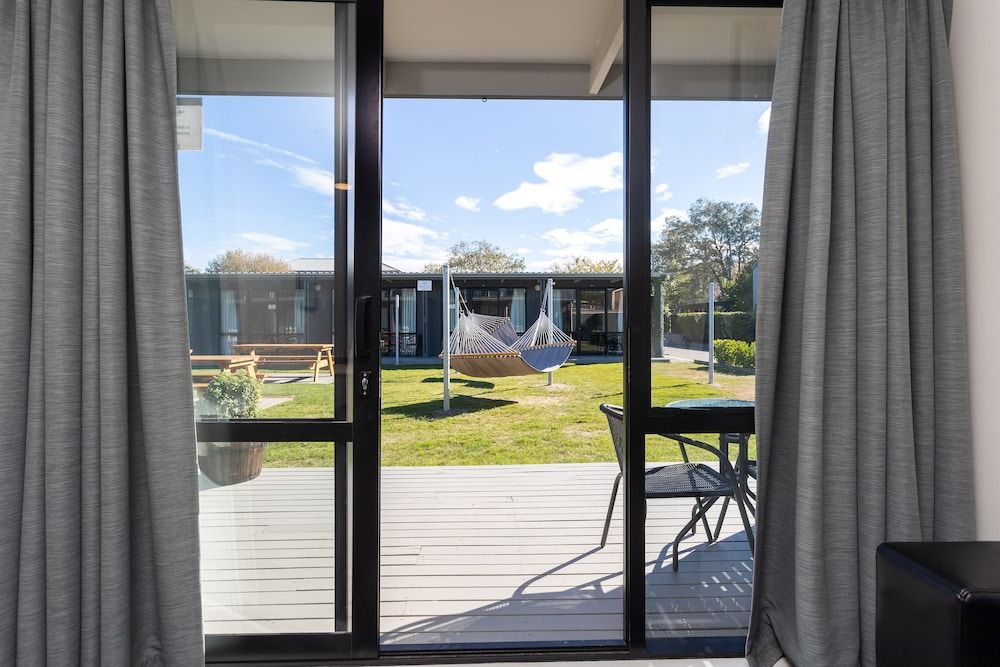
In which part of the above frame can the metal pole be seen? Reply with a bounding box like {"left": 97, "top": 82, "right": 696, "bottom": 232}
{"left": 443, "top": 265, "right": 450, "bottom": 411}
{"left": 547, "top": 278, "right": 554, "bottom": 386}
{"left": 707, "top": 282, "right": 715, "bottom": 384}
{"left": 394, "top": 293, "right": 400, "bottom": 366}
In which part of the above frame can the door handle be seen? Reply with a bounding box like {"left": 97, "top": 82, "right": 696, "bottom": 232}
{"left": 354, "top": 295, "right": 375, "bottom": 359}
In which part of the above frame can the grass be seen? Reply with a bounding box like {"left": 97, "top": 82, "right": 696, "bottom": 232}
{"left": 257, "top": 360, "right": 755, "bottom": 467}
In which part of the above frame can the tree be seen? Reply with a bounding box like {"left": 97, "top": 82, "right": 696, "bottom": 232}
{"left": 184, "top": 264, "right": 202, "bottom": 274}
{"left": 550, "top": 256, "right": 623, "bottom": 273}
{"left": 651, "top": 198, "right": 760, "bottom": 308}
{"left": 424, "top": 240, "right": 526, "bottom": 273}
{"left": 206, "top": 249, "right": 292, "bottom": 273}
{"left": 726, "top": 262, "right": 756, "bottom": 312}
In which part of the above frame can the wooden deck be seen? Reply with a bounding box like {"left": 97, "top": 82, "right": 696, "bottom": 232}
{"left": 199, "top": 464, "right": 753, "bottom": 645}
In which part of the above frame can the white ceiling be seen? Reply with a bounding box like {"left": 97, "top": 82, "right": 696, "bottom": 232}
{"left": 173, "top": 0, "right": 335, "bottom": 61}
{"left": 387, "top": 1, "right": 779, "bottom": 67}
{"left": 172, "top": 0, "right": 780, "bottom": 98}
{"left": 650, "top": 7, "right": 780, "bottom": 66}
{"left": 174, "top": 0, "right": 779, "bottom": 68}
{"left": 384, "top": 0, "right": 616, "bottom": 65}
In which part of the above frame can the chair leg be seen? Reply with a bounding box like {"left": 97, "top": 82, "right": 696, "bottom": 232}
{"left": 694, "top": 498, "right": 714, "bottom": 543}
{"left": 672, "top": 497, "right": 719, "bottom": 571}
{"left": 734, "top": 487, "right": 755, "bottom": 555}
{"left": 600, "top": 473, "right": 622, "bottom": 548}
{"left": 712, "top": 496, "right": 730, "bottom": 542}
{"left": 744, "top": 483, "right": 757, "bottom": 516}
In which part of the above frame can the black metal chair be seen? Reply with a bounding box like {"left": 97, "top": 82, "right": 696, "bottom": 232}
{"left": 598, "top": 404, "right": 755, "bottom": 570}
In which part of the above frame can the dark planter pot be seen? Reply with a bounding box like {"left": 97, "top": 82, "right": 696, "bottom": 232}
{"left": 198, "top": 442, "right": 266, "bottom": 486}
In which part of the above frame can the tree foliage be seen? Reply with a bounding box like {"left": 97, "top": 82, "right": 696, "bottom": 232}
{"left": 652, "top": 198, "right": 760, "bottom": 308}
{"left": 549, "top": 256, "right": 623, "bottom": 273}
{"left": 206, "top": 249, "right": 292, "bottom": 273}
{"left": 424, "top": 240, "right": 526, "bottom": 273}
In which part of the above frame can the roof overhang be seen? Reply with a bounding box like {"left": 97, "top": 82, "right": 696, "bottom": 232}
{"left": 174, "top": 0, "right": 780, "bottom": 101}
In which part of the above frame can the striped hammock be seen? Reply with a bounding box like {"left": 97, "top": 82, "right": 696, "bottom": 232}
{"left": 444, "top": 309, "right": 575, "bottom": 378}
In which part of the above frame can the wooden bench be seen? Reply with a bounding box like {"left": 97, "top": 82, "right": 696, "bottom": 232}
{"left": 190, "top": 354, "right": 260, "bottom": 390}
{"left": 233, "top": 343, "right": 334, "bottom": 383}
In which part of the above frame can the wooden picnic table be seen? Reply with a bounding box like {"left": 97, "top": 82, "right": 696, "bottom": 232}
{"left": 190, "top": 354, "right": 259, "bottom": 389}
{"left": 233, "top": 343, "right": 334, "bottom": 383}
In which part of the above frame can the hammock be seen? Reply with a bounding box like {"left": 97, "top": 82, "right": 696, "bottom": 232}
{"left": 444, "top": 291, "right": 576, "bottom": 378}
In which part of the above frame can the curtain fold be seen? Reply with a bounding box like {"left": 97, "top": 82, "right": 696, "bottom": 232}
{"left": 400, "top": 288, "right": 416, "bottom": 333}
{"left": 748, "top": 1, "right": 973, "bottom": 666}
{"left": 0, "top": 0, "right": 204, "bottom": 664}
{"left": 511, "top": 288, "right": 526, "bottom": 332}
{"left": 294, "top": 287, "right": 307, "bottom": 335}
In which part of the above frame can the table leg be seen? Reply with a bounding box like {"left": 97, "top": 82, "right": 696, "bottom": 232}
{"left": 313, "top": 351, "right": 322, "bottom": 383}
{"left": 326, "top": 348, "right": 335, "bottom": 377}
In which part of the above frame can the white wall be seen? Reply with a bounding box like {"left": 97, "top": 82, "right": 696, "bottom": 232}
{"left": 951, "top": 0, "right": 1000, "bottom": 539}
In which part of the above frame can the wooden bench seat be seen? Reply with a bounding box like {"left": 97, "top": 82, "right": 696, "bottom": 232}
{"left": 233, "top": 344, "right": 334, "bottom": 383}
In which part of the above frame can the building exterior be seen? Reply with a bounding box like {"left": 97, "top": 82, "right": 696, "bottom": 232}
{"left": 185, "top": 270, "right": 665, "bottom": 358}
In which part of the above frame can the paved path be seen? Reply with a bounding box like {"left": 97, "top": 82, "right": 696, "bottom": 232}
{"left": 662, "top": 346, "right": 709, "bottom": 363}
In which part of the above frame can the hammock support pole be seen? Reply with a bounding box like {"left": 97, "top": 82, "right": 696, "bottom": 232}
{"left": 443, "top": 264, "right": 450, "bottom": 411}
{"left": 546, "top": 278, "right": 554, "bottom": 386}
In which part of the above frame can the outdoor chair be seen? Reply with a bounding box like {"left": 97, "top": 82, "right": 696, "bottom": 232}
{"left": 598, "top": 404, "right": 755, "bottom": 571}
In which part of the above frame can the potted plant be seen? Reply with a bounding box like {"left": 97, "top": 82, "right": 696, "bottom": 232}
{"left": 197, "top": 373, "right": 265, "bottom": 486}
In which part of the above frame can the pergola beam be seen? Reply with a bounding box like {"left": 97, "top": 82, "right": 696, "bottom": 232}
{"left": 588, "top": 0, "right": 624, "bottom": 95}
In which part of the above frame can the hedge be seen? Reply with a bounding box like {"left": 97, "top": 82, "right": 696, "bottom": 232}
{"left": 713, "top": 339, "right": 756, "bottom": 369}
{"left": 673, "top": 311, "right": 755, "bottom": 343}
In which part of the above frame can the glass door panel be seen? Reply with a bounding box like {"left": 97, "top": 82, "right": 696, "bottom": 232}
{"left": 381, "top": 0, "right": 625, "bottom": 651}
{"left": 174, "top": 0, "right": 380, "bottom": 660}
{"left": 643, "top": 2, "right": 779, "bottom": 648}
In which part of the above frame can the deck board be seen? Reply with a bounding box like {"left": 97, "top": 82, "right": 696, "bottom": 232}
{"left": 200, "top": 463, "right": 754, "bottom": 644}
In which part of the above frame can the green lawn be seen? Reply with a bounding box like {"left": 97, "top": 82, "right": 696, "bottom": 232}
{"left": 258, "top": 361, "right": 755, "bottom": 467}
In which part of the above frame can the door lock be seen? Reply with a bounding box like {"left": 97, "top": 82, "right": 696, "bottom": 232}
{"left": 360, "top": 371, "right": 372, "bottom": 397}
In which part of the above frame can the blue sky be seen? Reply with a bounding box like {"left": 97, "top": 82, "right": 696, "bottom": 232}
{"left": 178, "top": 96, "right": 770, "bottom": 272}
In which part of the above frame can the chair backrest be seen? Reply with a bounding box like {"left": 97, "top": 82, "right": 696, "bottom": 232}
{"left": 599, "top": 403, "right": 625, "bottom": 472}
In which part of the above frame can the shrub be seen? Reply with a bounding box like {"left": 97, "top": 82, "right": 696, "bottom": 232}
{"left": 198, "top": 373, "right": 261, "bottom": 419}
{"left": 673, "top": 311, "right": 756, "bottom": 343}
{"left": 714, "top": 339, "right": 756, "bottom": 369}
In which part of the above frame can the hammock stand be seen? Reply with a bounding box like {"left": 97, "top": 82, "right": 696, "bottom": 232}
{"left": 442, "top": 278, "right": 575, "bottom": 379}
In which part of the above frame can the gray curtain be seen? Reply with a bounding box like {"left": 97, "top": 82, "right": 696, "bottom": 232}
{"left": 0, "top": 1, "right": 204, "bottom": 664}
{"left": 748, "top": 1, "right": 973, "bottom": 666}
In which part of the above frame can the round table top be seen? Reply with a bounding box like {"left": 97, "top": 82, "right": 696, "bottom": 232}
{"left": 665, "top": 398, "right": 754, "bottom": 409}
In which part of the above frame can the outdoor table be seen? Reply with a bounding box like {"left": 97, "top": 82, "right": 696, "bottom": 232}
{"left": 190, "top": 354, "right": 260, "bottom": 388}
{"left": 233, "top": 343, "right": 334, "bottom": 383}
{"left": 663, "top": 398, "right": 756, "bottom": 538}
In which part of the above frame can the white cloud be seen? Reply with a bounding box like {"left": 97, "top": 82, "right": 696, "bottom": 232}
{"left": 540, "top": 217, "right": 623, "bottom": 264}
{"left": 382, "top": 198, "right": 428, "bottom": 222}
{"left": 453, "top": 195, "right": 481, "bottom": 212}
{"left": 237, "top": 232, "right": 309, "bottom": 253}
{"left": 716, "top": 160, "right": 751, "bottom": 179}
{"left": 494, "top": 152, "right": 623, "bottom": 214}
{"left": 651, "top": 207, "right": 689, "bottom": 236}
{"left": 654, "top": 183, "right": 674, "bottom": 202}
{"left": 757, "top": 106, "right": 771, "bottom": 135}
{"left": 255, "top": 158, "right": 337, "bottom": 198}
{"left": 382, "top": 218, "right": 448, "bottom": 271}
{"left": 205, "top": 128, "right": 317, "bottom": 165}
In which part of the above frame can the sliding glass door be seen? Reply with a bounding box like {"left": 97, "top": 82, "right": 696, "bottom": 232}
{"left": 174, "top": 0, "right": 382, "bottom": 661}
{"left": 170, "top": 0, "right": 782, "bottom": 661}
{"left": 624, "top": 0, "right": 780, "bottom": 655}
